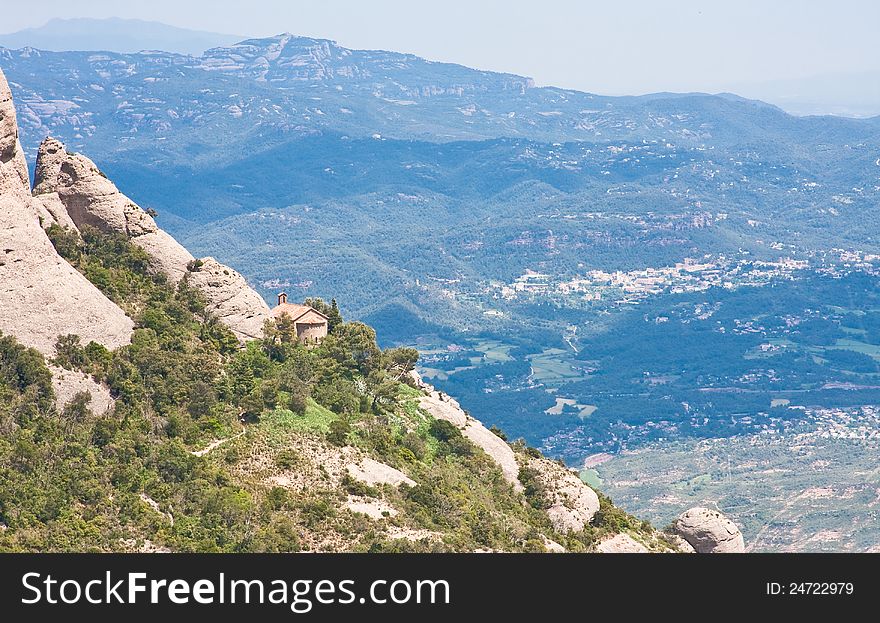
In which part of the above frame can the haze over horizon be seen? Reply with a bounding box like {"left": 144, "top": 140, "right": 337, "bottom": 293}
{"left": 1, "top": 1, "right": 879, "bottom": 117}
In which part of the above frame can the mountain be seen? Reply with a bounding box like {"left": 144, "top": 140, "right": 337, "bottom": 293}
{"left": 0, "top": 18, "right": 245, "bottom": 56}
{"left": 731, "top": 70, "right": 880, "bottom": 118}
{"left": 2, "top": 66, "right": 740, "bottom": 553}
{"left": 2, "top": 35, "right": 878, "bottom": 550}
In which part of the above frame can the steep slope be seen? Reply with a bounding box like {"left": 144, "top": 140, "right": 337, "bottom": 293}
{"left": 0, "top": 68, "right": 134, "bottom": 357}
{"left": 31, "top": 135, "right": 270, "bottom": 340}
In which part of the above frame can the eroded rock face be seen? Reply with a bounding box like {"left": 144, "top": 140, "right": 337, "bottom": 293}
{"left": 32, "top": 136, "right": 66, "bottom": 196}
{"left": 0, "top": 69, "right": 18, "bottom": 162}
{"left": 0, "top": 70, "right": 30, "bottom": 197}
{"left": 525, "top": 456, "right": 600, "bottom": 533}
{"left": 597, "top": 533, "right": 650, "bottom": 553}
{"left": 32, "top": 136, "right": 270, "bottom": 340}
{"left": 0, "top": 198, "right": 134, "bottom": 356}
{"left": 185, "top": 257, "right": 271, "bottom": 341}
{"left": 49, "top": 365, "right": 115, "bottom": 415}
{"left": 133, "top": 229, "right": 197, "bottom": 284}
{"left": 417, "top": 380, "right": 522, "bottom": 491}
{"left": 36, "top": 143, "right": 158, "bottom": 237}
{"left": 0, "top": 68, "right": 134, "bottom": 358}
{"left": 673, "top": 507, "right": 745, "bottom": 553}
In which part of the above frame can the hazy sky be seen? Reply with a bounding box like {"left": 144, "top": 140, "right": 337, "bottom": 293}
{"left": 2, "top": 0, "right": 878, "bottom": 95}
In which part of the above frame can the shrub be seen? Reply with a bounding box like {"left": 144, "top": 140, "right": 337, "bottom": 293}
{"left": 488, "top": 425, "right": 507, "bottom": 441}
{"left": 401, "top": 431, "right": 427, "bottom": 460}
{"left": 327, "top": 419, "right": 352, "bottom": 447}
{"left": 275, "top": 449, "right": 300, "bottom": 470}
{"left": 53, "top": 334, "right": 87, "bottom": 370}
{"left": 518, "top": 465, "right": 549, "bottom": 510}
{"left": 342, "top": 474, "right": 379, "bottom": 497}
{"left": 428, "top": 419, "right": 461, "bottom": 442}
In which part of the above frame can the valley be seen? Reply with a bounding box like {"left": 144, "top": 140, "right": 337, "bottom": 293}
{"left": 3, "top": 33, "right": 880, "bottom": 551}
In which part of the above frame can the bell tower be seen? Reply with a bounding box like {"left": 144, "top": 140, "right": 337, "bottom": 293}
{"left": 277, "top": 292, "right": 288, "bottom": 305}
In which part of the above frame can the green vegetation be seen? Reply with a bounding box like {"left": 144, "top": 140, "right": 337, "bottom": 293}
{"left": 0, "top": 226, "right": 658, "bottom": 552}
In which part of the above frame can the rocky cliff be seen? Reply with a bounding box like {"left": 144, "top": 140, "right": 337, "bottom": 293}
{"left": 30, "top": 135, "right": 270, "bottom": 341}
{"left": 0, "top": 68, "right": 134, "bottom": 359}
{"left": 2, "top": 62, "right": 271, "bottom": 416}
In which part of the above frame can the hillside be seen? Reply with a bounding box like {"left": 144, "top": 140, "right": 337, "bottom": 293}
{"left": 2, "top": 35, "right": 878, "bottom": 551}
{"left": 0, "top": 67, "right": 743, "bottom": 553}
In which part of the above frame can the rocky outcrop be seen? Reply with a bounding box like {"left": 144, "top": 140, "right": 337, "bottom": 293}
{"left": 32, "top": 136, "right": 66, "bottom": 196}
{"left": 31, "top": 136, "right": 271, "bottom": 340}
{"left": 185, "top": 258, "right": 271, "bottom": 341}
{"left": 597, "top": 533, "right": 650, "bottom": 553}
{"left": 34, "top": 192, "right": 78, "bottom": 231}
{"left": 673, "top": 507, "right": 745, "bottom": 553}
{"left": 524, "top": 456, "right": 600, "bottom": 533}
{"left": 416, "top": 377, "right": 522, "bottom": 491}
{"left": 667, "top": 533, "right": 697, "bottom": 553}
{"left": 0, "top": 70, "right": 16, "bottom": 162}
{"left": 49, "top": 365, "right": 115, "bottom": 415}
{"left": 0, "top": 68, "right": 134, "bottom": 358}
{"left": 347, "top": 457, "right": 416, "bottom": 488}
{"left": 0, "top": 70, "right": 30, "bottom": 197}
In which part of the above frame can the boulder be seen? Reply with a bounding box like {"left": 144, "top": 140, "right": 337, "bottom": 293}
{"left": 597, "top": 533, "right": 650, "bottom": 553}
{"left": 525, "top": 456, "right": 600, "bottom": 533}
{"left": 673, "top": 507, "right": 745, "bottom": 553}
{"left": 185, "top": 257, "right": 271, "bottom": 341}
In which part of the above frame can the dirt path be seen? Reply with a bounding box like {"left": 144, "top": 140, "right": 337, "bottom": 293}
{"left": 192, "top": 431, "right": 246, "bottom": 457}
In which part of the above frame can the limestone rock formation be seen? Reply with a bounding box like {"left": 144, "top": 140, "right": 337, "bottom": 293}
{"left": 673, "top": 507, "right": 745, "bottom": 553}
{"left": 31, "top": 136, "right": 271, "bottom": 340}
{"left": 31, "top": 136, "right": 66, "bottom": 196}
{"left": 31, "top": 137, "right": 194, "bottom": 279}
{"left": 524, "top": 456, "right": 600, "bottom": 533}
{"left": 185, "top": 257, "right": 271, "bottom": 341}
{"left": 416, "top": 376, "right": 522, "bottom": 491}
{"left": 49, "top": 365, "right": 115, "bottom": 415}
{"left": 597, "top": 533, "right": 650, "bottom": 553}
{"left": 346, "top": 457, "right": 416, "bottom": 488}
{"left": 0, "top": 70, "right": 16, "bottom": 162}
{"left": 0, "top": 68, "right": 134, "bottom": 357}
{"left": 0, "top": 70, "right": 30, "bottom": 197}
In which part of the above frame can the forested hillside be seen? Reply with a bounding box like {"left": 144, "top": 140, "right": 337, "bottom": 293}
{"left": 0, "top": 225, "right": 677, "bottom": 552}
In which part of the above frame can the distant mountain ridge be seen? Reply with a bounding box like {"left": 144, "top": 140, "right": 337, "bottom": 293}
{"left": 0, "top": 17, "right": 245, "bottom": 56}
{"left": 6, "top": 30, "right": 872, "bottom": 159}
